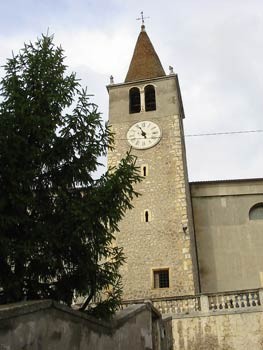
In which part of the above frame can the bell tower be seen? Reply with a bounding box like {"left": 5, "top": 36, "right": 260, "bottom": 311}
{"left": 107, "top": 25, "right": 199, "bottom": 300}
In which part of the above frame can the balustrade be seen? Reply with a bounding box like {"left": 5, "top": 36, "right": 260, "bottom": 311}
{"left": 120, "top": 288, "right": 263, "bottom": 316}
{"left": 152, "top": 296, "right": 200, "bottom": 314}
{"left": 208, "top": 290, "right": 261, "bottom": 311}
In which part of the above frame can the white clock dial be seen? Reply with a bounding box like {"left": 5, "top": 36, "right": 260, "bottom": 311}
{"left": 127, "top": 121, "right": 162, "bottom": 150}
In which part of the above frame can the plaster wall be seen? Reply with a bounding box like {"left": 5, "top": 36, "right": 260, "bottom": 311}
{"left": 191, "top": 179, "right": 263, "bottom": 293}
{"left": 0, "top": 301, "right": 161, "bottom": 350}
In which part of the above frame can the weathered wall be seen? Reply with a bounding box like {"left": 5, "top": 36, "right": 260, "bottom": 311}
{"left": 191, "top": 179, "right": 263, "bottom": 293}
{"left": 172, "top": 308, "right": 263, "bottom": 350}
{"left": 0, "top": 300, "right": 164, "bottom": 350}
{"left": 107, "top": 75, "right": 199, "bottom": 300}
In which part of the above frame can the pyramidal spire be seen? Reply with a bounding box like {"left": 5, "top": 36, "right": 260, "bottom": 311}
{"left": 125, "top": 25, "right": 166, "bottom": 83}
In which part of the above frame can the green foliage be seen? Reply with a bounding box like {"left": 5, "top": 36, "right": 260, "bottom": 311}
{"left": 0, "top": 34, "right": 141, "bottom": 318}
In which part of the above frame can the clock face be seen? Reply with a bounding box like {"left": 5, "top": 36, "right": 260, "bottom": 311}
{"left": 127, "top": 121, "right": 162, "bottom": 150}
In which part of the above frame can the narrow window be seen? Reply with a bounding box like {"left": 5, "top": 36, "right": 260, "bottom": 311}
{"left": 142, "top": 209, "right": 151, "bottom": 222}
{"left": 153, "top": 269, "right": 169, "bottom": 288}
{"left": 145, "top": 85, "right": 156, "bottom": 111}
{"left": 249, "top": 203, "right": 263, "bottom": 220}
{"left": 145, "top": 210, "right": 149, "bottom": 222}
{"left": 129, "top": 87, "right": 141, "bottom": 114}
{"left": 141, "top": 164, "right": 148, "bottom": 177}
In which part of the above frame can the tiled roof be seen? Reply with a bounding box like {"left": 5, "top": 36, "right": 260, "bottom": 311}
{"left": 125, "top": 26, "right": 166, "bottom": 83}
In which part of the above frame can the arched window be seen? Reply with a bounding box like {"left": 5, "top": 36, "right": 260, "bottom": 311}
{"left": 145, "top": 85, "right": 156, "bottom": 111}
{"left": 129, "top": 87, "right": 141, "bottom": 114}
{"left": 249, "top": 203, "right": 263, "bottom": 220}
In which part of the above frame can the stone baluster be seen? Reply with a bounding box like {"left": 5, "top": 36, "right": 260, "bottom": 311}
{"left": 160, "top": 301, "right": 163, "bottom": 313}
{"left": 169, "top": 300, "right": 173, "bottom": 313}
{"left": 164, "top": 301, "right": 169, "bottom": 314}
{"left": 253, "top": 292, "right": 259, "bottom": 306}
{"left": 175, "top": 300, "right": 179, "bottom": 312}
{"left": 233, "top": 295, "right": 238, "bottom": 308}
{"left": 196, "top": 297, "right": 201, "bottom": 311}
{"left": 182, "top": 299, "right": 186, "bottom": 313}
{"left": 245, "top": 293, "right": 249, "bottom": 307}
{"left": 183, "top": 300, "right": 187, "bottom": 313}
{"left": 248, "top": 292, "right": 253, "bottom": 307}
{"left": 208, "top": 296, "right": 214, "bottom": 310}
{"left": 234, "top": 295, "right": 239, "bottom": 309}
{"left": 185, "top": 299, "right": 189, "bottom": 313}
{"left": 225, "top": 295, "right": 230, "bottom": 308}
{"left": 174, "top": 301, "right": 178, "bottom": 313}
{"left": 224, "top": 295, "right": 229, "bottom": 309}
{"left": 160, "top": 301, "right": 164, "bottom": 314}
{"left": 255, "top": 292, "right": 259, "bottom": 306}
{"left": 229, "top": 295, "right": 235, "bottom": 308}
{"left": 237, "top": 295, "right": 242, "bottom": 308}
{"left": 162, "top": 301, "right": 166, "bottom": 314}
{"left": 213, "top": 296, "right": 216, "bottom": 310}
{"left": 180, "top": 300, "right": 183, "bottom": 313}
{"left": 187, "top": 299, "right": 191, "bottom": 312}
{"left": 220, "top": 295, "right": 224, "bottom": 309}
{"left": 216, "top": 295, "right": 221, "bottom": 310}
{"left": 169, "top": 300, "right": 174, "bottom": 313}
{"left": 180, "top": 300, "right": 184, "bottom": 313}
{"left": 165, "top": 301, "right": 168, "bottom": 313}
{"left": 191, "top": 299, "right": 196, "bottom": 312}
{"left": 167, "top": 301, "right": 170, "bottom": 313}
{"left": 242, "top": 294, "right": 246, "bottom": 307}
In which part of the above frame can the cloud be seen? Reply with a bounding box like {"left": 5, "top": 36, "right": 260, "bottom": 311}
{"left": 1, "top": 0, "right": 263, "bottom": 180}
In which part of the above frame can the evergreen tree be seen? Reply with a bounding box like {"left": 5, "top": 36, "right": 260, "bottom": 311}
{"left": 0, "top": 35, "right": 141, "bottom": 318}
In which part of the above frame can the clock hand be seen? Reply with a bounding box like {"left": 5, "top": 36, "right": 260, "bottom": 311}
{"left": 138, "top": 126, "right": 147, "bottom": 138}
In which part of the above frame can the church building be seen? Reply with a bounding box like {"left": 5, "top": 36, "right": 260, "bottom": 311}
{"left": 107, "top": 23, "right": 263, "bottom": 305}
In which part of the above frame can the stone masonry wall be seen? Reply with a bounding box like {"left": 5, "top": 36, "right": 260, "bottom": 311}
{"left": 107, "top": 75, "right": 198, "bottom": 300}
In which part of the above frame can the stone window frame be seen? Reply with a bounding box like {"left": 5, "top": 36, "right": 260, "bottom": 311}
{"left": 151, "top": 267, "right": 170, "bottom": 289}
{"left": 141, "top": 164, "right": 149, "bottom": 177}
{"left": 142, "top": 209, "right": 152, "bottom": 223}
{"left": 129, "top": 84, "right": 157, "bottom": 113}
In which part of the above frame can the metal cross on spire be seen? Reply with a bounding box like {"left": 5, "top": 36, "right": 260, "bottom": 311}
{"left": 136, "top": 11, "right": 150, "bottom": 25}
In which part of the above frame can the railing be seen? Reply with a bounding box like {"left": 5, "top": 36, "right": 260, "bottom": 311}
{"left": 121, "top": 288, "right": 263, "bottom": 316}
{"left": 121, "top": 295, "right": 200, "bottom": 315}
{"left": 153, "top": 296, "right": 200, "bottom": 314}
{"left": 207, "top": 289, "right": 261, "bottom": 311}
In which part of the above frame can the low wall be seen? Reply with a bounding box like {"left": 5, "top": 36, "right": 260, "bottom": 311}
{"left": 0, "top": 300, "right": 166, "bottom": 350}
{"left": 123, "top": 288, "right": 263, "bottom": 350}
{"left": 172, "top": 308, "right": 263, "bottom": 350}
{"left": 122, "top": 288, "right": 262, "bottom": 315}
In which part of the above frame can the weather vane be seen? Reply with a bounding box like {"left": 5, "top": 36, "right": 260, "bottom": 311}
{"left": 136, "top": 11, "right": 150, "bottom": 25}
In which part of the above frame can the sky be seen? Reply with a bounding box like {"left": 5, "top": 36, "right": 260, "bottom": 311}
{"left": 0, "top": 0, "right": 262, "bottom": 181}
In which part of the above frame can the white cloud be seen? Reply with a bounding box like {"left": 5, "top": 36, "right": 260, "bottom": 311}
{"left": 1, "top": 0, "right": 263, "bottom": 180}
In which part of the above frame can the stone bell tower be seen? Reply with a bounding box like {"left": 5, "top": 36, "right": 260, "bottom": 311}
{"left": 107, "top": 24, "right": 199, "bottom": 301}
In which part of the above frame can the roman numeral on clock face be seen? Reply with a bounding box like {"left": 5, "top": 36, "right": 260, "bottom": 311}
{"left": 127, "top": 121, "right": 161, "bottom": 149}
